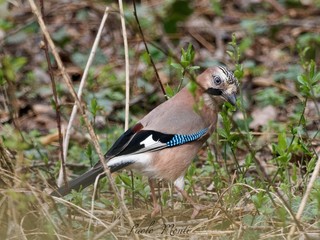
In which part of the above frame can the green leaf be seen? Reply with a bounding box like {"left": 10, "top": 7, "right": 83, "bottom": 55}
{"left": 189, "top": 66, "right": 200, "bottom": 71}
{"left": 165, "top": 84, "right": 175, "bottom": 98}
{"left": 297, "top": 75, "right": 307, "bottom": 86}
{"left": 119, "top": 174, "right": 132, "bottom": 187}
{"left": 181, "top": 60, "right": 189, "bottom": 68}
{"left": 226, "top": 50, "right": 234, "bottom": 58}
{"left": 85, "top": 144, "right": 93, "bottom": 160}
{"left": 217, "top": 128, "right": 228, "bottom": 139}
{"left": 309, "top": 60, "right": 315, "bottom": 79}
{"left": 307, "top": 156, "right": 317, "bottom": 173}
{"left": 277, "top": 132, "right": 287, "bottom": 155}
{"left": 245, "top": 153, "right": 253, "bottom": 167}
{"left": 90, "top": 98, "right": 98, "bottom": 116}
{"left": 234, "top": 66, "right": 244, "bottom": 79}
{"left": 312, "top": 72, "right": 320, "bottom": 84}
{"left": 187, "top": 81, "right": 198, "bottom": 96}
{"left": 170, "top": 62, "right": 183, "bottom": 70}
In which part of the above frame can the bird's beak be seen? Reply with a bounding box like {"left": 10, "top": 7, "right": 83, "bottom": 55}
{"left": 205, "top": 88, "right": 237, "bottom": 106}
{"left": 222, "top": 92, "right": 237, "bottom": 106}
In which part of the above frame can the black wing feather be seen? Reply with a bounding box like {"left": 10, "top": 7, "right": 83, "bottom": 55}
{"left": 104, "top": 123, "right": 143, "bottom": 160}
{"left": 119, "top": 130, "right": 174, "bottom": 155}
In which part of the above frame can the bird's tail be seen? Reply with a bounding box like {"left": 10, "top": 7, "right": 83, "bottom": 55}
{"left": 50, "top": 165, "right": 105, "bottom": 197}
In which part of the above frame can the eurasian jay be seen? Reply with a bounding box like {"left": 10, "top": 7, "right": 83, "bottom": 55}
{"left": 51, "top": 66, "right": 239, "bottom": 218}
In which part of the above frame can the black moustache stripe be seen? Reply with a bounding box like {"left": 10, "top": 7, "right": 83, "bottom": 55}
{"left": 206, "top": 88, "right": 223, "bottom": 96}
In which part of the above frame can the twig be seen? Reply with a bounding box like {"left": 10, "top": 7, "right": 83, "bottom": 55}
{"left": 89, "top": 172, "right": 105, "bottom": 236}
{"left": 52, "top": 196, "right": 111, "bottom": 229}
{"left": 118, "top": 0, "right": 130, "bottom": 131}
{"left": 265, "top": 0, "right": 286, "bottom": 15}
{"left": 59, "top": 6, "right": 110, "bottom": 187}
{"left": 29, "top": 185, "right": 64, "bottom": 239}
{"left": 39, "top": 0, "right": 67, "bottom": 189}
{"left": 93, "top": 218, "right": 120, "bottom": 240}
{"left": 18, "top": 215, "right": 28, "bottom": 240}
{"left": 118, "top": 0, "right": 131, "bottom": 209}
{"left": 132, "top": 0, "right": 167, "bottom": 99}
{"left": 27, "top": 1, "right": 138, "bottom": 238}
{"left": 288, "top": 149, "right": 320, "bottom": 239}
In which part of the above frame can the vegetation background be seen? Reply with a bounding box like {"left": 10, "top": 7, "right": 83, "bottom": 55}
{"left": 0, "top": 0, "right": 320, "bottom": 239}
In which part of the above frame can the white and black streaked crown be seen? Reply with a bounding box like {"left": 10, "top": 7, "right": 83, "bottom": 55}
{"left": 218, "top": 66, "right": 239, "bottom": 86}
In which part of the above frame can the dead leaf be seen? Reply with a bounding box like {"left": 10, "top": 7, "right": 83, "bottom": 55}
{"left": 249, "top": 105, "right": 277, "bottom": 129}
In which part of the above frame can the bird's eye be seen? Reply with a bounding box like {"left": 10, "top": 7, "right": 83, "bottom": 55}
{"left": 213, "top": 76, "right": 222, "bottom": 85}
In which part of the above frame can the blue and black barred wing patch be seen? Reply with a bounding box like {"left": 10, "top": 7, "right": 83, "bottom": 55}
{"left": 166, "top": 128, "right": 208, "bottom": 147}
{"left": 116, "top": 128, "right": 209, "bottom": 156}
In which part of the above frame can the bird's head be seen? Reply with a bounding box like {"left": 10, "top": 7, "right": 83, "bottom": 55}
{"left": 197, "top": 66, "right": 239, "bottom": 107}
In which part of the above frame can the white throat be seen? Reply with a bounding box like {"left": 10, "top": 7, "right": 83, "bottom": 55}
{"left": 203, "top": 93, "right": 221, "bottom": 110}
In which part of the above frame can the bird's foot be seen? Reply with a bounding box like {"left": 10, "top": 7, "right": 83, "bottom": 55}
{"left": 191, "top": 204, "right": 208, "bottom": 219}
{"left": 151, "top": 203, "right": 161, "bottom": 218}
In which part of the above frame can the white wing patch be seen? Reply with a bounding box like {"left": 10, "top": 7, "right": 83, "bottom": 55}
{"left": 133, "top": 134, "right": 166, "bottom": 153}
{"left": 141, "top": 135, "right": 158, "bottom": 147}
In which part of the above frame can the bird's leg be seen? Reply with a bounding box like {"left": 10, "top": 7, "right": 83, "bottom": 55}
{"left": 148, "top": 178, "right": 161, "bottom": 217}
{"left": 174, "top": 186, "right": 207, "bottom": 219}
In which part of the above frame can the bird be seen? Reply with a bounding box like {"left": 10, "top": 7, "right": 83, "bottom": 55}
{"left": 51, "top": 66, "right": 239, "bottom": 218}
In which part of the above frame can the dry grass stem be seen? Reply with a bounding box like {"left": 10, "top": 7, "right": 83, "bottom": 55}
{"left": 52, "top": 196, "right": 111, "bottom": 229}
{"left": 118, "top": 0, "right": 130, "bottom": 131}
{"left": 288, "top": 149, "right": 320, "bottom": 239}
{"left": 60, "top": 6, "right": 110, "bottom": 187}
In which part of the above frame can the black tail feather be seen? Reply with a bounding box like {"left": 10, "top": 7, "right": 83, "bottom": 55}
{"left": 51, "top": 166, "right": 104, "bottom": 197}
{"left": 50, "top": 160, "right": 135, "bottom": 197}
